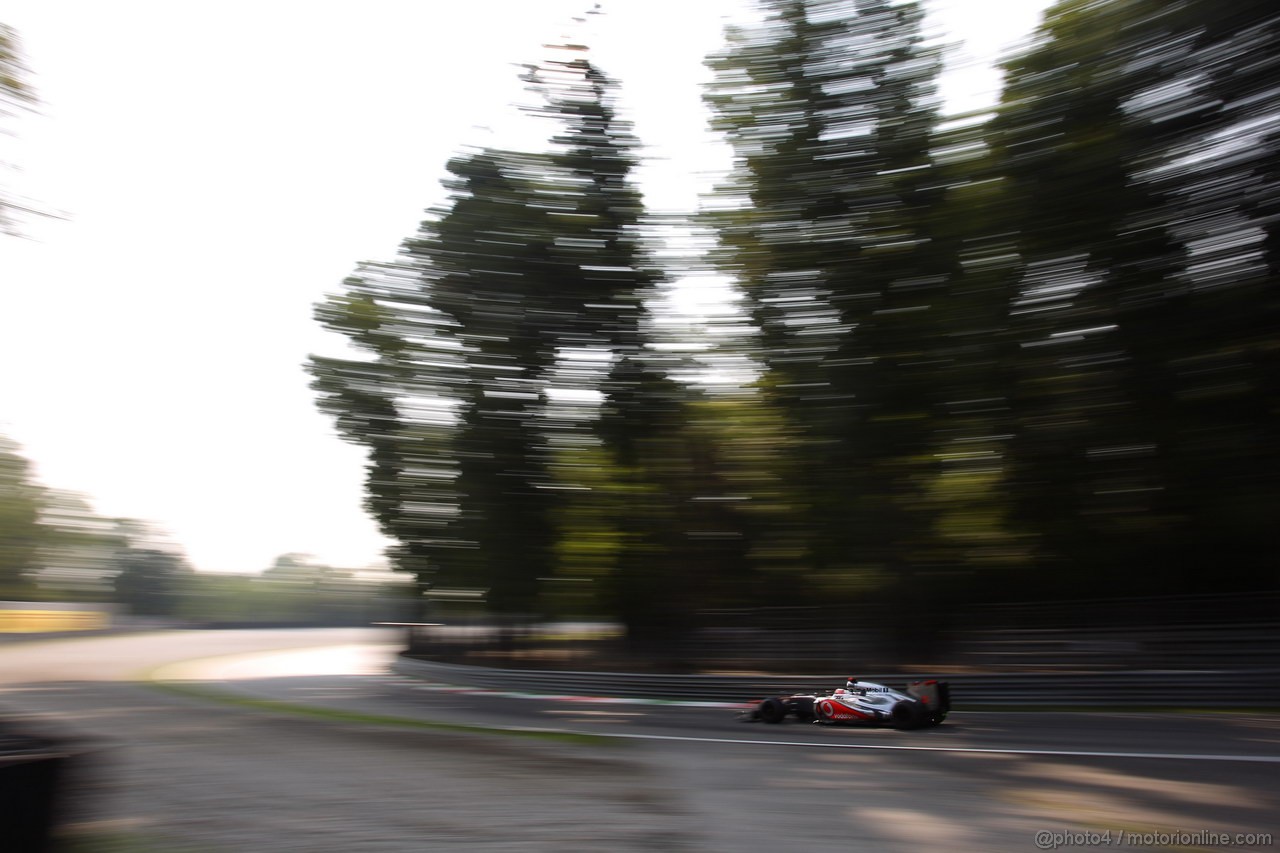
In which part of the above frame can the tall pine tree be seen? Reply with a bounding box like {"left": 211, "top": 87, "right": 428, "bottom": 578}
{"left": 986, "top": 0, "right": 1280, "bottom": 596}
{"left": 705, "top": 0, "right": 953, "bottom": 619}
{"left": 312, "top": 44, "right": 663, "bottom": 618}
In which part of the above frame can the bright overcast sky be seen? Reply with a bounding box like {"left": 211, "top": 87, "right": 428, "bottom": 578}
{"left": 1, "top": 0, "right": 1051, "bottom": 573}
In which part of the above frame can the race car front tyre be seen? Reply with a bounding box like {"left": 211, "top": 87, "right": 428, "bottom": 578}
{"left": 758, "top": 697, "right": 787, "bottom": 724}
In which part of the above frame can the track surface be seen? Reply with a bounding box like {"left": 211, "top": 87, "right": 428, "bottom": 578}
{"left": 3, "top": 629, "right": 1278, "bottom": 851}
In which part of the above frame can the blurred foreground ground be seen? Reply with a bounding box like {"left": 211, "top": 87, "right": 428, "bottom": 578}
{"left": 0, "top": 629, "right": 1276, "bottom": 851}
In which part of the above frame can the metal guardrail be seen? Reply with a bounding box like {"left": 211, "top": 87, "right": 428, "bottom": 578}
{"left": 393, "top": 655, "right": 1280, "bottom": 707}
{"left": 402, "top": 610, "right": 1280, "bottom": 672}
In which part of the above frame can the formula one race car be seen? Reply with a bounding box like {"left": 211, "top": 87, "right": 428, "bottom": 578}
{"left": 741, "top": 677, "right": 950, "bottom": 729}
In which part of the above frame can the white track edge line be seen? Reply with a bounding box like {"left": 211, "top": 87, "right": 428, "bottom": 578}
{"left": 597, "top": 731, "right": 1280, "bottom": 763}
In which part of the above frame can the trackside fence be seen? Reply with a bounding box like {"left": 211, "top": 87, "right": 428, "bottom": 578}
{"left": 405, "top": 592, "right": 1280, "bottom": 673}
{"left": 392, "top": 656, "right": 1280, "bottom": 708}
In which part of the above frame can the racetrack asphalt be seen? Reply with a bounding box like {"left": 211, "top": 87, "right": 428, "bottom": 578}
{"left": 3, "top": 628, "right": 1278, "bottom": 851}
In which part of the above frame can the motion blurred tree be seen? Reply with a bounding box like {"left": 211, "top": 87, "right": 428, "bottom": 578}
{"left": 0, "top": 435, "right": 43, "bottom": 598}
{"left": 704, "top": 0, "right": 959, "bottom": 613}
{"left": 111, "top": 546, "right": 191, "bottom": 617}
{"left": 34, "top": 490, "right": 128, "bottom": 597}
{"left": 313, "top": 44, "right": 666, "bottom": 620}
{"left": 263, "top": 552, "right": 334, "bottom": 581}
{"left": 0, "top": 24, "right": 38, "bottom": 236}
{"left": 1111, "top": 0, "right": 1280, "bottom": 592}
{"left": 311, "top": 259, "right": 467, "bottom": 601}
{"left": 985, "top": 0, "right": 1280, "bottom": 596}
{"left": 0, "top": 438, "right": 173, "bottom": 601}
{"left": 979, "top": 0, "right": 1164, "bottom": 596}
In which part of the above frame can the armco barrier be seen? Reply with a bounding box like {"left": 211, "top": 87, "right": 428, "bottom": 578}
{"left": 393, "top": 656, "right": 1280, "bottom": 707}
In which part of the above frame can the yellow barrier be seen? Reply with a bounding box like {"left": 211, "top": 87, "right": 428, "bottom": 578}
{"left": 0, "top": 609, "right": 110, "bottom": 633}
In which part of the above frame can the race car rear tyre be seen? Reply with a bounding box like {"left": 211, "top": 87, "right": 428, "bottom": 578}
{"left": 927, "top": 711, "right": 948, "bottom": 727}
{"left": 758, "top": 698, "right": 787, "bottom": 724}
{"left": 891, "top": 700, "right": 926, "bottom": 730}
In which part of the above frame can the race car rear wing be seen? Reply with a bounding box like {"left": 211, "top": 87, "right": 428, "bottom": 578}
{"left": 907, "top": 679, "right": 951, "bottom": 715}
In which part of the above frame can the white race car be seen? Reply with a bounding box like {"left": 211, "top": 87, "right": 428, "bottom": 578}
{"left": 741, "top": 677, "right": 950, "bottom": 729}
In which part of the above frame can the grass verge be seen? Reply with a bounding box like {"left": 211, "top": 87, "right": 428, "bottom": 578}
{"left": 142, "top": 676, "right": 615, "bottom": 747}
{"left": 53, "top": 827, "right": 208, "bottom": 853}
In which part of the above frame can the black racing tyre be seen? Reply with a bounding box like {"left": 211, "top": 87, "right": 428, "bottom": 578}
{"left": 758, "top": 697, "right": 787, "bottom": 724}
{"left": 891, "top": 700, "right": 925, "bottom": 730}
{"left": 928, "top": 711, "right": 948, "bottom": 727}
